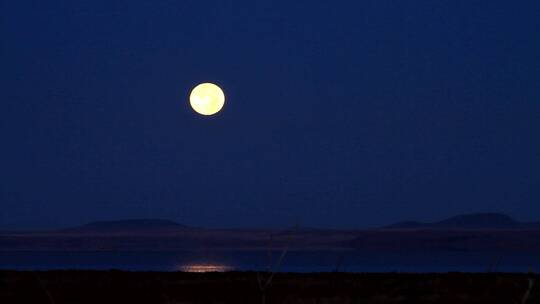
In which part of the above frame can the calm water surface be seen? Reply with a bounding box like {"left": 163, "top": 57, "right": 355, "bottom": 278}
{"left": 0, "top": 250, "right": 537, "bottom": 273}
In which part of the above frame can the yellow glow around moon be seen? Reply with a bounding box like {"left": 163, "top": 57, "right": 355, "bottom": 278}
{"left": 189, "top": 83, "right": 225, "bottom": 115}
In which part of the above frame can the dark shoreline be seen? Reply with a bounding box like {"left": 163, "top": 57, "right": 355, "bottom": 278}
{"left": 1, "top": 270, "right": 538, "bottom": 303}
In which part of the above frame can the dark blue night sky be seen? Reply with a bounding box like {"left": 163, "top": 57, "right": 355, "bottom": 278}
{"left": 1, "top": 0, "right": 539, "bottom": 229}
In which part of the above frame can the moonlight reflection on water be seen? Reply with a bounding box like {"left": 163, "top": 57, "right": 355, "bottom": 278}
{"left": 178, "top": 263, "right": 234, "bottom": 273}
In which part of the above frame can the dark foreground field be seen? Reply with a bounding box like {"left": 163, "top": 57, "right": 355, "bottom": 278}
{"left": 1, "top": 270, "right": 538, "bottom": 304}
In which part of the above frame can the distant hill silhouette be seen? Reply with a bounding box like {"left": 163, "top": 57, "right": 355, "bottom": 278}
{"left": 63, "top": 219, "right": 189, "bottom": 233}
{"left": 3, "top": 213, "right": 540, "bottom": 252}
{"left": 384, "top": 213, "right": 540, "bottom": 229}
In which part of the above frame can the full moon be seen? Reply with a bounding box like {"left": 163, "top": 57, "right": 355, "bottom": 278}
{"left": 189, "top": 83, "right": 225, "bottom": 116}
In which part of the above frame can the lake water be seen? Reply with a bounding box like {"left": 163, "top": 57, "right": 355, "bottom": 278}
{"left": 0, "top": 250, "right": 537, "bottom": 273}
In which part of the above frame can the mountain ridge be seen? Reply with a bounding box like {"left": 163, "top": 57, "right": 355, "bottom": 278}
{"left": 384, "top": 213, "right": 540, "bottom": 230}
{"left": 61, "top": 219, "right": 189, "bottom": 233}
{"left": 5, "top": 213, "right": 540, "bottom": 234}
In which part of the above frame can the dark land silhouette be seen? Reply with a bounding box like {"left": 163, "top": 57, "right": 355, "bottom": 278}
{"left": 1, "top": 271, "right": 538, "bottom": 304}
